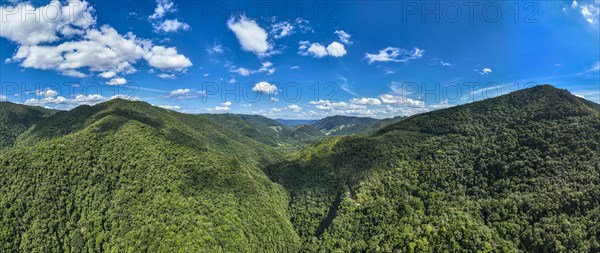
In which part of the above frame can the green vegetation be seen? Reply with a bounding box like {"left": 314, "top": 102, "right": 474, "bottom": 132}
{"left": 1, "top": 85, "right": 598, "bottom": 252}
{"left": 0, "top": 102, "right": 56, "bottom": 149}
{"left": 267, "top": 85, "right": 600, "bottom": 252}
{"left": 1, "top": 99, "right": 300, "bottom": 252}
{"left": 311, "top": 115, "right": 381, "bottom": 136}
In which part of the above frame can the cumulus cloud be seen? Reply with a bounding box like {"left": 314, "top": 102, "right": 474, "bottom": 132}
{"left": 158, "top": 73, "right": 176, "bottom": 79}
{"left": 36, "top": 88, "right": 58, "bottom": 98}
{"left": 379, "top": 94, "right": 424, "bottom": 107}
{"left": 99, "top": 71, "right": 117, "bottom": 79}
{"left": 229, "top": 62, "right": 275, "bottom": 76}
{"left": 364, "top": 47, "right": 424, "bottom": 64}
{"left": 231, "top": 67, "right": 251, "bottom": 76}
{"left": 106, "top": 77, "right": 127, "bottom": 86}
{"left": 1, "top": 1, "right": 192, "bottom": 78}
{"left": 299, "top": 41, "right": 347, "bottom": 58}
{"left": 170, "top": 88, "right": 190, "bottom": 96}
{"left": 148, "top": 0, "right": 190, "bottom": 33}
{"left": 351, "top": 97, "right": 382, "bottom": 106}
{"left": 326, "top": 42, "right": 347, "bottom": 57}
{"left": 252, "top": 81, "right": 277, "bottom": 94}
{"left": 154, "top": 19, "right": 190, "bottom": 33}
{"left": 144, "top": 46, "right": 192, "bottom": 70}
{"left": 72, "top": 94, "right": 106, "bottom": 105}
{"left": 285, "top": 104, "right": 302, "bottom": 112}
{"left": 334, "top": 30, "right": 353, "bottom": 45}
{"left": 478, "top": 67, "right": 493, "bottom": 75}
{"left": 0, "top": 0, "right": 95, "bottom": 45}
{"left": 221, "top": 101, "right": 232, "bottom": 106}
{"left": 213, "top": 106, "right": 231, "bottom": 111}
{"left": 158, "top": 105, "right": 181, "bottom": 110}
{"left": 227, "top": 16, "right": 271, "bottom": 56}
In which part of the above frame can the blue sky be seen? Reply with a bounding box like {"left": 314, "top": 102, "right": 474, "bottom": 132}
{"left": 1, "top": 0, "right": 599, "bottom": 119}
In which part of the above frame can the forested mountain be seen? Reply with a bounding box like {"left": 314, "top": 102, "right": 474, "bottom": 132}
{"left": 310, "top": 115, "right": 381, "bottom": 136}
{"left": 276, "top": 119, "right": 318, "bottom": 127}
{"left": 0, "top": 99, "right": 301, "bottom": 251}
{"left": 0, "top": 102, "right": 56, "bottom": 149}
{"left": 1, "top": 85, "right": 598, "bottom": 252}
{"left": 266, "top": 85, "right": 600, "bottom": 252}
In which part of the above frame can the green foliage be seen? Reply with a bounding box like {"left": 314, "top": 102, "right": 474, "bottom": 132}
{"left": 0, "top": 100, "right": 300, "bottom": 252}
{"left": 311, "top": 115, "right": 381, "bottom": 136}
{"left": 269, "top": 85, "right": 600, "bottom": 252}
{"left": 1, "top": 85, "right": 599, "bottom": 252}
{"left": 0, "top": 102, "right": 55, "bottom": 149}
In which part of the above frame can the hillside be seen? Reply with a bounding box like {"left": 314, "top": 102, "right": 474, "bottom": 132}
{"left": 0, "top": 99, "right": 301, "bottom": 252}
{"left": 0, "top": 102, "right": 56, "bottom": 149}
{"left": 310, "top": 115, "right": 380, "bottom": 136}
{"left": 276, "top": 119, "right": 318, "bottom": 127}
{"left": 266, "top": 85, "right": 600, "bottom": 252}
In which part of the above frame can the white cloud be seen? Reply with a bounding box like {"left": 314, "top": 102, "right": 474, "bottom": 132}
{"left": 252, "top": 81, "right": 277, "bottom": 94}
{"left": 365, "top": 47, "right": 424, "bottom": 64}
{"left": 11, "top": 26, "right": 142, "bottom": 75}
{"left": 170, "top": 88, "right": 190, "bottom": 96}
{"left": 305, "top": 42, "right": 328, "bottom": 57}
{"left": 110, "top": 94, "right": 140, "bottom": 101}
{"left": 229, "top": 62, "right": 275, "bottom": 76}
{"left": 149, "top": 0, "right": 175, "bottom": 20}
{"left": 479, "top": 68, "right": 493, "bottom": 75}
{"left": 334, "top": 30, "right": 353, "bottom": 45}
{"left": 2, "top": 3, "right": 192, "bottom": 77}
{"left": 221, "top": 101, "right": 232, "bottom": 106}
{"left": 351, "top": 97, "right": 382, "bottom": 106}
{"left": 227, "top": 16, "right": 271, "bottom": 56}
{"left": 0, "top": 0, "right": 95, "bottom": 45}
{"left": 309, "top": 100, "right": 349, "bottom": 110}
{"left": 430, "top": 58, "right": 453, "bottom": 67}
{"left": 99, "top": 71, "right": 117, "bottom": 79}
{"left": 231, "top": 67, "right": 251, "bottom": 76}
{"left": 326, "top": 42, "right": 347, "bottom": 57}
{"left": 379, "top": 94, "right": 424, "bottom": 107}
{"left": 166, "top": 88, "right": 199, "bottom": 99}
{"left": 299, "top": 41, "right": 346, "bottom": 58}
{"left": 145, "top": 46, "right": 192, "bottom": 70}
{"left": 154, "top": 19, "right": 190, "bottom": 33}
{"left": 572, "top": 1, "right": 578, "bottom": 8}
{"left": 581, "top": 4, "right": 599, "bottom": 24}
{"left": 158, "top": 73, "right": 176, "bottom": 79}
{"left": 0, "top": 95, "right": 6, "bottom": 101}
{"left": 285, "top": 104, "right": 302, "bottom": 112}
{"left": 158, "top": 105, "right": 181, "bottom": 110}
{"left": 207, "top": 42, "right": 224, "bottom": 55}
{"left": 229, "top": 78, "right": 237, "bottom": 83}
{"left": 213, "top": 106, "right": 231, "bottom": 111}
{"left": 271, "top": 21, "right": 295, "bottom": 39}
{"left": 36, "top": 88, "right": 58, "bottom": 98}
{"left": 290, "top": 66, "right": 300, "bottom": 70}
{"left": 106, "top": 77, "right": 127, "bottom": 86}
{"left": 72, "top": 94, "right": 106, "bottom": 105}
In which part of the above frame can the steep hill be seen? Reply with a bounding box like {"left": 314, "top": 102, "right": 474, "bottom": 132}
{"left": 0, "top": 102, "right": 56, "bottom": 149}
{"left": 0, "top": 99, "right": 301, "bottom": 251}
{"left": 267, "top": 85, "right": 600, "bottom": 252}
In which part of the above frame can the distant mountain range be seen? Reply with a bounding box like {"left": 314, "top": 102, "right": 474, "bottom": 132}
{"left": 1, "top": 85, "right": 598, "bottom": 252}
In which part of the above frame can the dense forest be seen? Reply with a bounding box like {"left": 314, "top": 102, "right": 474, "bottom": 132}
{"left": 1, "top": 85, "right": 599, "bottom": 252}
